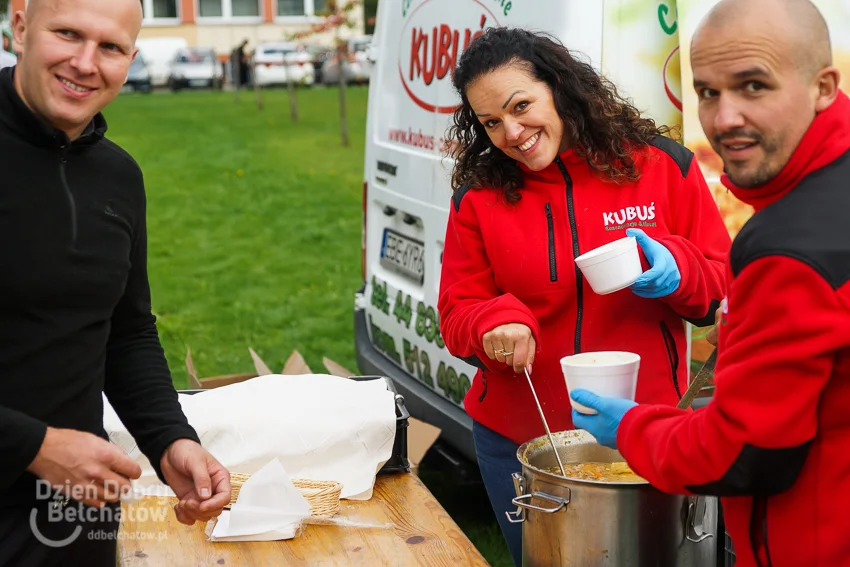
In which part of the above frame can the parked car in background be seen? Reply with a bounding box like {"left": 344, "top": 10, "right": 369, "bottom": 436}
{"left": 321, "top": 35, "right": 373, "bottom": 85}
{"left": 122, "top": 54, "right": 152, "bottom": 93}
{"left": 252, "top": 42, "right": 315, "bottom": 87}
{"left": 168, "top": 47, "right": 222, "bottom": 91}
{"left": 135, "top": 37, "right": 188, "bottom": 87}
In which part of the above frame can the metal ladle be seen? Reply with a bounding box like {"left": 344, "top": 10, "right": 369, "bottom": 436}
{"left": 524, "top": 367, "right": 567, "bottom": 477}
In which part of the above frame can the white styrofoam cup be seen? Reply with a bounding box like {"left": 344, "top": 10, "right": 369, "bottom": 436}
{"left": 561, "top": 351, "right": 640, "bottom": 415}
{"left": 575, "top": 236, "right": 643, "bottom": 295}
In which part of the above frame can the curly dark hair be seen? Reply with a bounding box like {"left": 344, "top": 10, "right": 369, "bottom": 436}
{"left": 447, "top": 27, "right": 677, "bottom": 203}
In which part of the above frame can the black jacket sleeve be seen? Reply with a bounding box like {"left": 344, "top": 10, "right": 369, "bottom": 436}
{"left": 103, "top": 186, "right": 199, "bottom": 484}
{"left": 0, "top": 406, "right": 47, "bottom": 490}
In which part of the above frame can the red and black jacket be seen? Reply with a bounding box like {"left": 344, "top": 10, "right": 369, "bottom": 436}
{"left": 438, "top": 136, "right": 730, "bottom": 445}
{"left": 618, "top": 92, "right": 850, "bottom": 567}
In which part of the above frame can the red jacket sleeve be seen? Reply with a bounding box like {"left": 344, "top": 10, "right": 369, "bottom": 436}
{"left": 656, "top": 158, "right": 731, "bottom": 326}
{"left": 437, "top": 197, "right": 540, "bottom": 372}
{"left": 617, "top": 256, "right": 848, "bottom": 495}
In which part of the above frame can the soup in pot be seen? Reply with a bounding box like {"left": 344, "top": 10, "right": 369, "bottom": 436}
{"left": 544, "top": 461, "right": 646, "bottom": 483}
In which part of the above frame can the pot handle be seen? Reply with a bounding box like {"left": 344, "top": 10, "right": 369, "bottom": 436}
{"left": 512, "top": 490, "right": 570, "bottom": 514}
{"left": 685, "top": 496, "right": 714, "bottom": 543}
{"left": 505, "top": 473, "right": 527, "bottom": 524}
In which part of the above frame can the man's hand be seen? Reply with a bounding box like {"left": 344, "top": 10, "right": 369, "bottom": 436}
{"left": 570, "top": 390, "right": 638, "bottom": 449}
{"left": 482, "top": 323, "right": 536, "bottom": 374}
{"left": 27, "top": 427, "right": 142, "bottom": 508}
{"left": 705, "top": 299, "right": 726, "bottom": 346}
{"left": 160, "top": 439, "right": 231, "bottom": 526}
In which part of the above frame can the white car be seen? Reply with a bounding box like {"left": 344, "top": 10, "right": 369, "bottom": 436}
{"left": 252, "top": 43, "right": 314, "bottom": 87}
{"left": 321, "top": 35, "right": 373, "bottom": 85}
{"left": 168, "top": 47, "right": 222, "bottom": 91}
{"left": 135, "top": 37, "right": 189, "bottom": 88}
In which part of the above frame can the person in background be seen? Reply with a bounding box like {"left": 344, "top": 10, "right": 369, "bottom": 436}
{"left": 0, "top": 0, "right": 231, "bottom": 564}
{"left": 0, "top": 29, "right": 16, "bottom": 69}
{"left": 572, "top": 1, "right": 850, "bottom": 566}
{"left": 233, "top": 38, "right": 250, "bottom": 87}
{"left": 437, "top": 27, "right": 731, "bottom": 566}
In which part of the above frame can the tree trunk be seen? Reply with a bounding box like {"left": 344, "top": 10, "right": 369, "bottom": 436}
{"left": 233, "top": 55, "right": 240, "bottom": 102}
{"left": 287, "top": 65, "right": 299, "bottom": 123}
{"left": 337, "top": 52, "right": 349, "bottom": 147}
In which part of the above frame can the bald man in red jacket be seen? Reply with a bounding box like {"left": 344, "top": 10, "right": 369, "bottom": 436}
{"left": 571, "top": 1, "right": 850, "bottom": 566}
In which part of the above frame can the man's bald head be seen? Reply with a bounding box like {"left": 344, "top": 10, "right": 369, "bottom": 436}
{"left": 25, "top": 0, "right": 143, "bottom": 41}
{"left": 694, "top": 0, "right": 831, "bottom": 80}
{"left": 689, "top": 0, "right": 840, "bottom": 189}
{"left": 11, "top": 0, "right": 146, "bottom": 140}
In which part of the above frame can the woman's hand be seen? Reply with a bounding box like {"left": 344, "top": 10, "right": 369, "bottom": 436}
{"left": 482, "top": 323, "right": 536, "bottom": 373}
{"left": 627, "top": 228, "right": 681, "bottom": 298}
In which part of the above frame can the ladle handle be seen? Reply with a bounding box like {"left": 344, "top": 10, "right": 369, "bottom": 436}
{"left": 524, "top": 368, "right": 567, "bottom": 477}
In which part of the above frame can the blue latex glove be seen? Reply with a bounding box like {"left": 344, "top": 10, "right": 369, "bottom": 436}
{"left": 626, "top": 228, "right": 681, "bottom": 298}
{"left": 570, "top": 389, "right": 637, "bottom": 449}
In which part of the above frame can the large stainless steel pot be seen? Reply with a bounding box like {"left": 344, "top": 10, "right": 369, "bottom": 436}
{"left": 508, "top": 430, "right": 716, "bottom": 567}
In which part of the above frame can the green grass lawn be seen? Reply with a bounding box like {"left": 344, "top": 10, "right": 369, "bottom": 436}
{"left": 106, "top": 88, "right": 366, "bottom": 387}
{"left": 104, "top": 87, "right": 512, "bottom": 567}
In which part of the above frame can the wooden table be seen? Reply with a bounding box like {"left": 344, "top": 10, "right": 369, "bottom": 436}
{"left": 116, "top": 472, "right": 490, "bottom": 566}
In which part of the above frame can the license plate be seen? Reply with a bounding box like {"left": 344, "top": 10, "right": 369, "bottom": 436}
{"left": 189, "top": 79, "right": 207, "bottom": 87}
{"left": 380, "top": 229, "right": 425, "bottom": 284}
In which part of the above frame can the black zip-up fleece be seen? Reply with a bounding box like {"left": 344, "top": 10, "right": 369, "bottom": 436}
{"left": 0, "top": 66, "right": 199, "bottom": 507}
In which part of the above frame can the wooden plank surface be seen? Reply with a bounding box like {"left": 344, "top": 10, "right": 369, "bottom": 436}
{"left": 116, "top": 472, "right": 490, "bottom": 567}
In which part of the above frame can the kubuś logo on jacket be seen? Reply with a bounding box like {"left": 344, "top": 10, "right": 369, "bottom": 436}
{"left": 603, "top": 203, "right": 658, "bottom": 231}
{"left": 398, "top": 0, "right": 502, "bottom": 113}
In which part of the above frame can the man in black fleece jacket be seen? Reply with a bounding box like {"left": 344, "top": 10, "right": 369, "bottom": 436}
{"left": 0, "top": 0, "right": 231, "bottom": 564}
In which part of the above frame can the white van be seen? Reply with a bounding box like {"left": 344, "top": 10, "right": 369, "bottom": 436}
{"left": 354, "top": 0, "right": 686, "bottom": 463}
{"left": 135, "top": 37, "right": 189, "bottom": 88}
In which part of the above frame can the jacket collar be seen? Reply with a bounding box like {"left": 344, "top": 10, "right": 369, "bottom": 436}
{"left": 721, "top": 90, "right": 850, "bottom": 212}
{"left": 518, "top": 148, "right": 586, "bottom": 183}
{"left": 0, "top": 65, "right": 107, "bottom": 149}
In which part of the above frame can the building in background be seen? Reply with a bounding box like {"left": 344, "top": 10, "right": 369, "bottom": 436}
{"left": 7, "top": 0, "right": 364, "bottom": 54}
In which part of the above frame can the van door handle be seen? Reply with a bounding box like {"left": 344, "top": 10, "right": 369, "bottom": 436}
{"left": 402, "top": 214, "right": 416, "bottom": 225}
{"left": 383, "top": 206, "right": 397, "bottom": 216}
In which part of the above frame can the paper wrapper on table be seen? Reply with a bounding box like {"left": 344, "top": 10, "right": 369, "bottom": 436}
{"left": 103, "top": 374, "right": 397, "bottom": 501}
{"left": 205, "top": 458, "right": 312, "bottom": 542}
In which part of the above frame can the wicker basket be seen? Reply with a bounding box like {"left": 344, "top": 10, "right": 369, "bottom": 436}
{"left": 227, "top": 472, "right": 342, "bottom": 518}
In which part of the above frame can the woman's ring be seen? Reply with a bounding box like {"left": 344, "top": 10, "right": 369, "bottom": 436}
{"left": 502, "top": 351, "right": 514, "bottom": 356}
{"left": 495, "top": 348, "right": 505, "bottom": 355}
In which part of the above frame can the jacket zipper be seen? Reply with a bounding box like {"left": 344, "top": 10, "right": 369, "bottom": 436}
{"left": 58, "top": 145, "right": 78, "bottom": 244}
{"left": 545, "top": 204, "right": 557, "bottom": 282}
{"left": 554, "top": 157, "right": 582, "bottom": 354}
{"left": 478, "top": 375, "right": 488, "bottom": 403}
{"left": 660, "top": 321, "right": 682, "bottom": 399}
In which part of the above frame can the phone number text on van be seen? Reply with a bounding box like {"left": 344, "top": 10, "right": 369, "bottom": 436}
{"left": 370, "top": 276, "right": 472, "bottom": 405}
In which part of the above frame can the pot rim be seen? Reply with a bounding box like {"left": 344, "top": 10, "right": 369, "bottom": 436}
{"left": 516, "top": 431, "right": 650, "bottom": 487}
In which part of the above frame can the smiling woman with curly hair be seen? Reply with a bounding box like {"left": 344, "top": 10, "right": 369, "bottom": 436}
{"left": 447, "top": 28, "right": 676, "bottom": 201}
{"left": 436, "top": 27, "right": 731, "bottom": 566}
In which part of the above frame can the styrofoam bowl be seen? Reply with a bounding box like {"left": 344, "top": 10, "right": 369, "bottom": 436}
{"left": 561, "top": 351, "right": 640, "bottom": 415}
{"left": 575, "top": 237, "right": 643, "bottom": 295}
